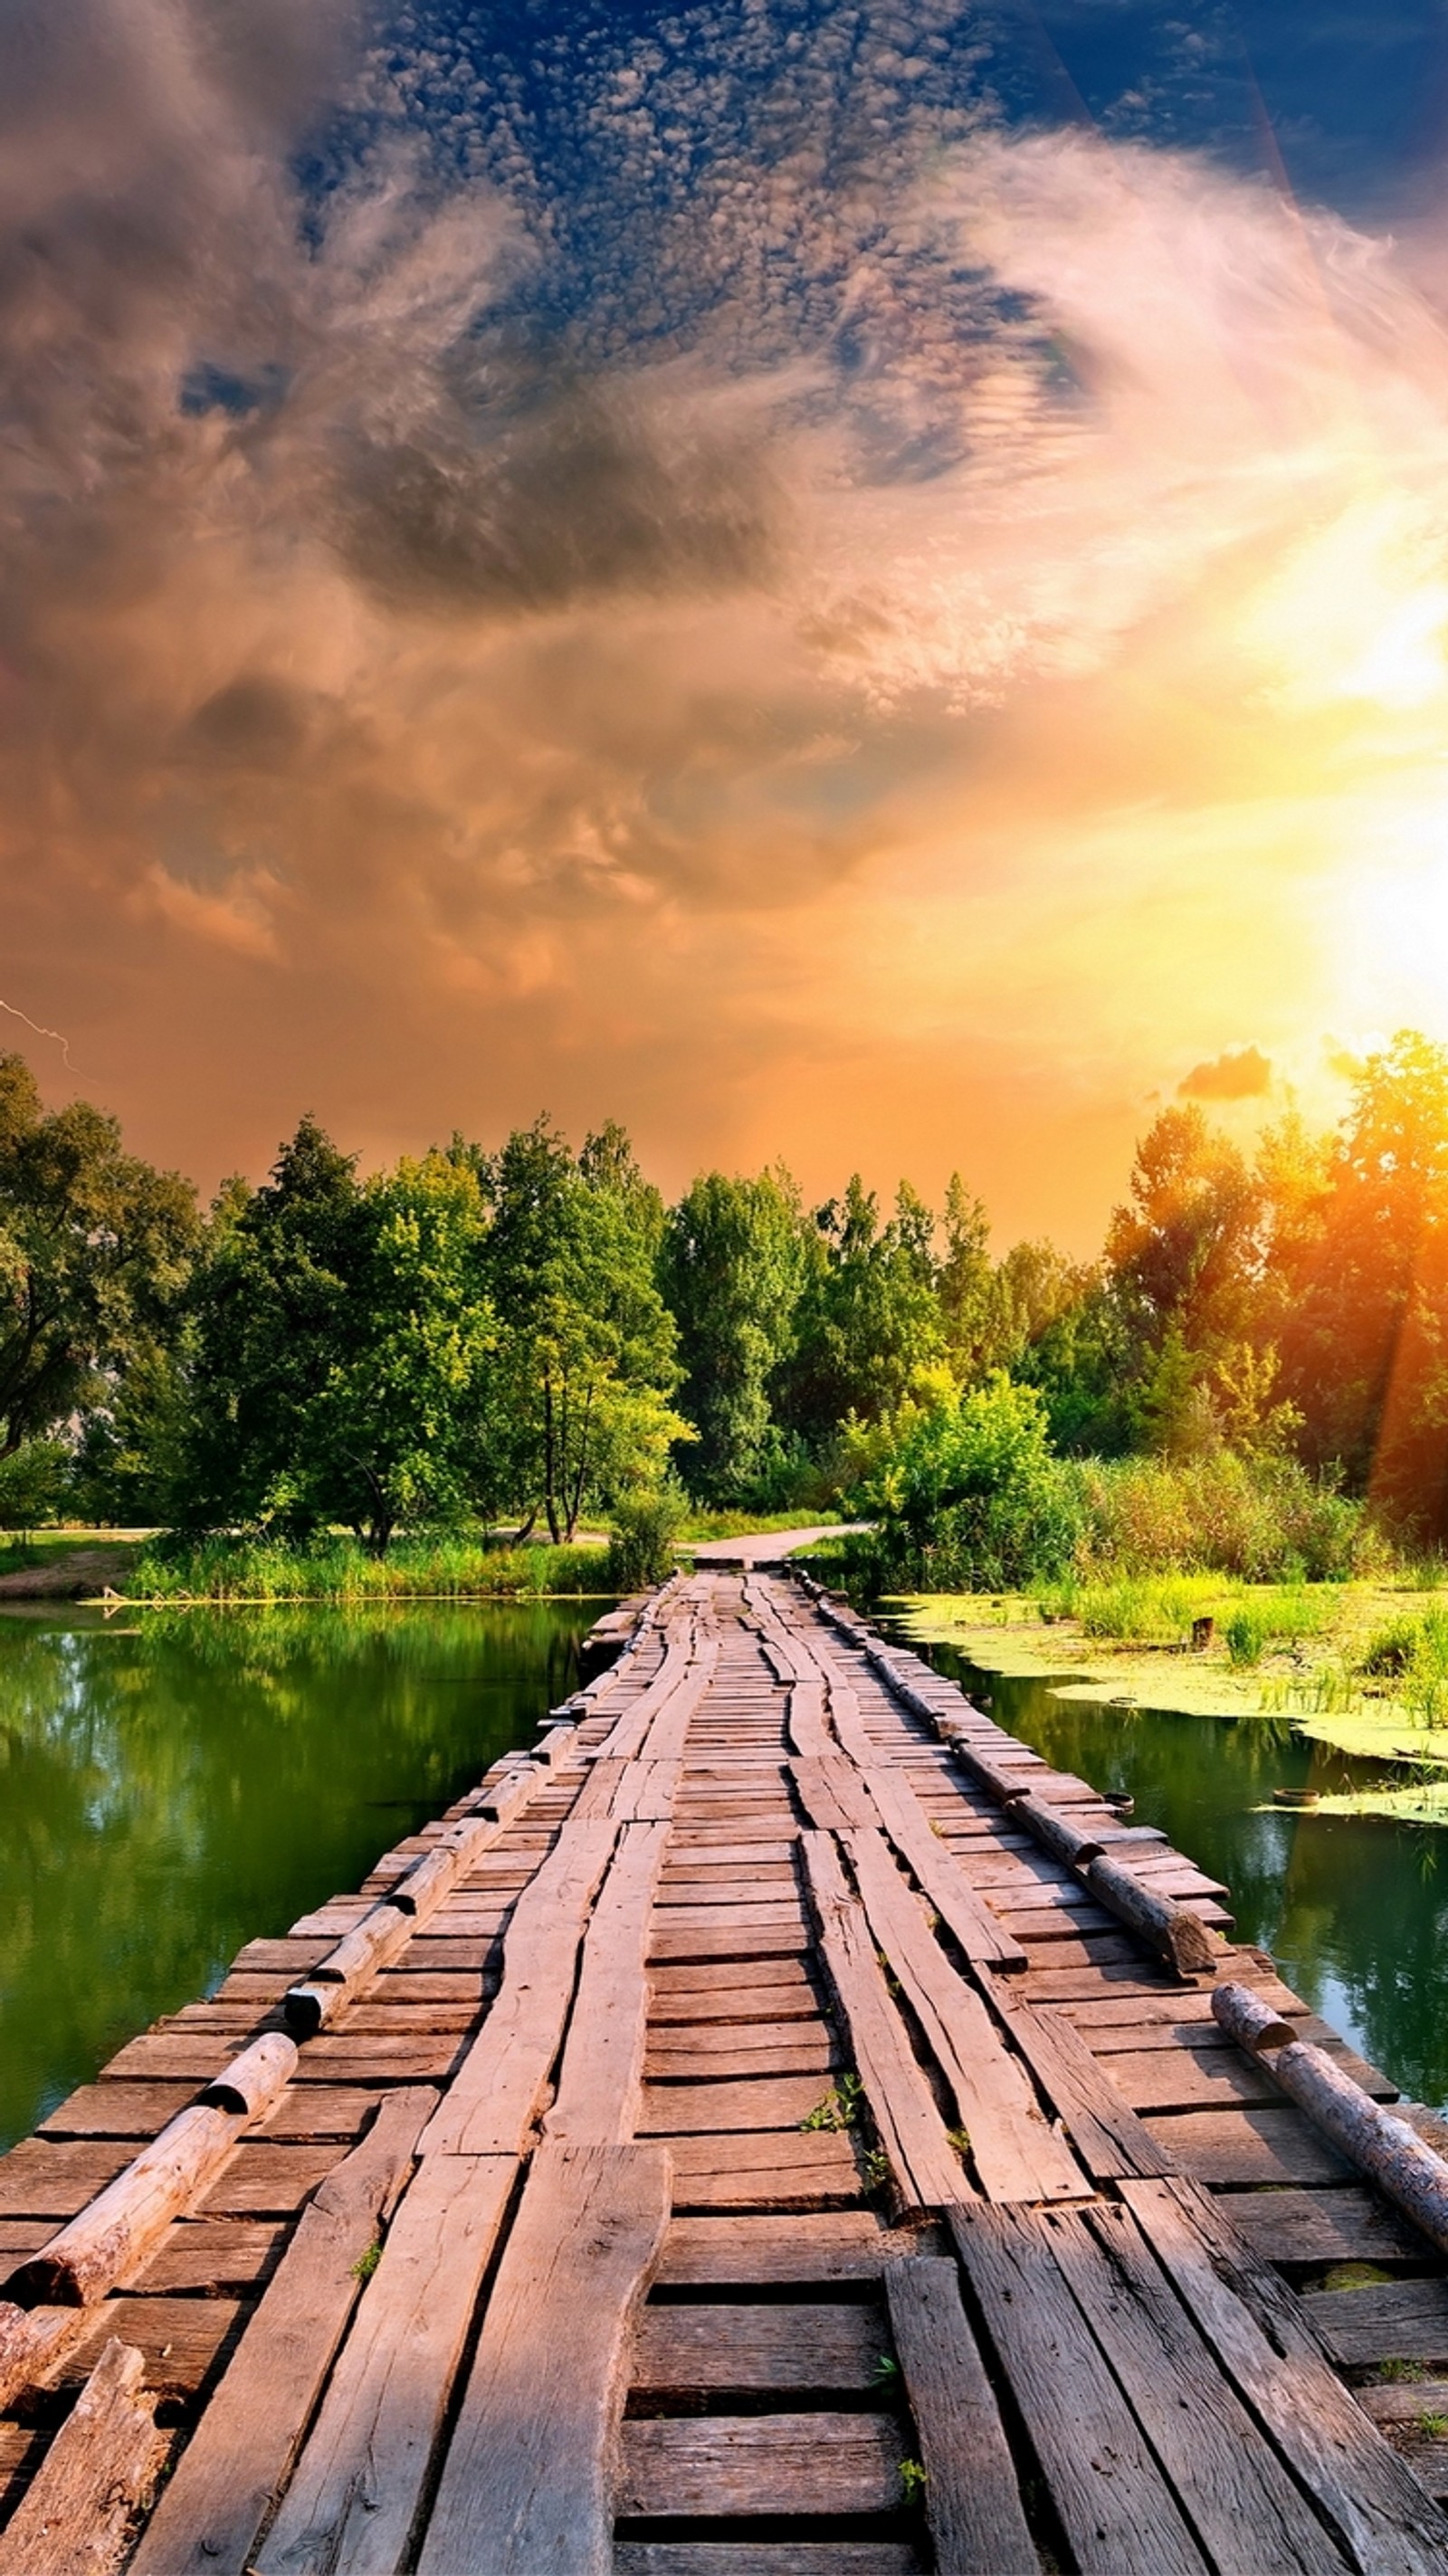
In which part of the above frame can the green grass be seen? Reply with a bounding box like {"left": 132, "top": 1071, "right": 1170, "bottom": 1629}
{"left": 677, "top": 1509, "right": 843, "bottom": 1541}
{"left": 0, "top": 1529, "right": 146, "bottom": 1580}
{"left": 121, "top": 1532, "right": 614, "bottom": 1603}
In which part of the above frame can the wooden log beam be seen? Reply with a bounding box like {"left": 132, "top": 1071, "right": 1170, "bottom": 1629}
{"left": 884, "top": 2256, "right": 1041, "bottom": 2574}
{"left": 416, "top": 2140, "right": 671, "bottom": 2576}
{"left": 800, "top": 1829, "right": 968, "bottom": 2212}
{"left": 284, "top": 1772, "right": 545, "bottom": 2037}
{"left": 3, "top": 2034, "right": 298, "bottom": 2310}
{"left": 1212, "top": 1984, "right": 1448, "bottom": 2257}
{"left": 0, "top": 2338, "right": 167, "bottom": 2576}
{"left": 547, "top": 1821, "right": 672, "bottom": 2144}
{"left": 128, "top": 2087, "right": 435, "bottom": 2576}
{"left": 1080, "top": 1855, "right": 1224, "bottom": 1979}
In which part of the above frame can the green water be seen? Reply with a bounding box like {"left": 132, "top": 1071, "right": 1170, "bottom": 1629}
{"left": 0, "top": 1599, "right": 604, "bottom": 2151}
{"left": 895, "top": 1631, "right": 1448, "bottom": 2113}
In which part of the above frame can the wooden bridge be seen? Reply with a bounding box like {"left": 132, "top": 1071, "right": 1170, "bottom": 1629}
{"left": 5, "top": 1564, "right": 1448, "bottom": 2571}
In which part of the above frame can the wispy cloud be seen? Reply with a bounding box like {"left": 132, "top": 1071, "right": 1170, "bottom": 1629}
{"left": 4, "top": 1, "right": 1448, "bottom": 1236}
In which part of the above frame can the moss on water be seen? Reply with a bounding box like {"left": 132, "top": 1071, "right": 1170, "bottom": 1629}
{"left": 887, "top": 1581, "right": 1448, "bottom": 1818}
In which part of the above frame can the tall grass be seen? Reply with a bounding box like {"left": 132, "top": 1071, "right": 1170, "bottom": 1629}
{"left": 124, "top": 1533, "right": 613, "bottom": 1602}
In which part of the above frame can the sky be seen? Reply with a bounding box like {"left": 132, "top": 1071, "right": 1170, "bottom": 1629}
{"left": 7, "top": 0, "right": 1448, "bottom": 1247}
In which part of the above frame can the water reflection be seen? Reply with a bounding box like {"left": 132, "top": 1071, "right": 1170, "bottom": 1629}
{"left": 893, "top": 1633, "right": 1448, "bottom": 2113}
{"left": 0, "top": 1600, "right": 600, "bottom": 2150}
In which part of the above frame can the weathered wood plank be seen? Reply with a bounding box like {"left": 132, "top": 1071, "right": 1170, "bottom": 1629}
{"left": 254, "top": 2152, "right": 515, "bottom": 2576}
{"left": 618, "top": 2410, "right": 905, "bottom": 2518}
{"left": 417, "top": 2140, "right": 670, "bottom": 2576}
{"left": 548, "top": 1822, "right": 670, "bottom": 2144}
{"left": 419, "top": 1821, "right": 617, "bottom": 2157}
{"left": 656, "top": 2209, "right": 941, "bottom": 2285}
{"left": 615, "top": 2549, "right": 919, "bottom": 2576}
{"left": 1143, "top": 2107, "right": 1354, "bottom": 2188}
{"left": 0, "top": 2338, "right": 167, "bottom": 2576}
{"left": 1224, "top": 2187, "right": 1430, "bottom": 2267}
{"left": 128, "top": 2088, "right": 434, "bottom": 2576}
{"left": 1042, "top": 2200, "right": 1352, "bottom": 2571}
{"left": 1304, "top": 2278, "right": 1448, "bottom": 2368}
{"left": 639, "top": 2075, "right": 829, "bottom": 2133}
{"left": 948, "top": 2203, "right": 1209, "bottom": 2575}
{"left": 801, "top": 1830, "right": 968, "bottom": 2212}
{"left": 976, "top": 1983, "right": 1176, "bottom": 2182}
{"left": 633, "top": 2300, "right": 881, "bottom": 2396}
{"left": 843, "top": 1827, "right": 1086, "bottom": 2206}
{"left": 884, "top": 2256, "right": 1041, "bottom": 2574}
{"left": 665, "top": 2129, "right": 861, "bottom": 2212}
{"left": 1119, "top": 2175, "right": 1448, "bottom": 2572}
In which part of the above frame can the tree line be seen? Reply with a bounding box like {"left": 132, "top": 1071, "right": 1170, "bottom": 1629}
{"left": 5, "top": 1030, "right": 1448, "bottom": 1555}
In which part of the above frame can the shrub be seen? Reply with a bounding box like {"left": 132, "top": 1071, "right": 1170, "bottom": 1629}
{"left": 845, "top": 1375, "right": 1085, "bottom": 1591}
{"left": 605, "top": 1485, "right": 688, "bottom": 1590}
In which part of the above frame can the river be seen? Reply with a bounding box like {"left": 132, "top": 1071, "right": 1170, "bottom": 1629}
{"left": 0, "top": 1598, "right": 600, "bottom": 2152}
{"left": 897, "top": 1630, "right": 1448, "bottom": 2114}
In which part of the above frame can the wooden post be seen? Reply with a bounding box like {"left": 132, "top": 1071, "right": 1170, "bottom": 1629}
{"left": 2, "top": 2034, "right": 296, "bottom": 2309}
{"left": 1081, "top": 1854, "right": 1223, "bottom": 1978}
{"left": 1210, "top": 1980, "right": 1297, "bottom": 2055}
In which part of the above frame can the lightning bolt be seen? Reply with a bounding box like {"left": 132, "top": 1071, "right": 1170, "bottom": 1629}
{"left": 0, "top": 997, "right": 74, "bottom": 1070}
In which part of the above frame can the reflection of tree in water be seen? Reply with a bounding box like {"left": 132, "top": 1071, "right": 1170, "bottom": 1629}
{"left": 911, "top": 1636, "right": 1448, "bottom": 2112}
{"left": 0, "top": 1602, "right": 597, "bottom": 2150}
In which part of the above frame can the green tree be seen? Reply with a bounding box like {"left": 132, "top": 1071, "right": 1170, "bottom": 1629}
{"left": 777, "top": 1177, "right": 945, "bottom": 1445}
{"left": 0, "top": 1054, "right": 199, "bottom": 1465}
{"left": 179, "top": 1116, "right": 367, "bottom": 1534}
{"left": 662, "top": 1167, "right": 808, "bottom": 1501}
{"left": 852, "top": 1373, "right": 1082, "bottom": 1589}
{"left": 483, "top": 1120, "right": 687, "bottom": 1541}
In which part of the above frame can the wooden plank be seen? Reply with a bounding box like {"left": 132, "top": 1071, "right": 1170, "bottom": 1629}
{"left": 639, "top": 2075, "right": 829, "bottom": 2132}
{"left": 548, "top": 1823, "right": 670, "bottom": 2144}
{"left": 801, "top": 1830, "right": 968, "bottom": 2212}
{"left": 858, "top": 1765, "right": 1028, "bottom": 1970}
{"left": 976, "top": 1985, "right": 1176, "bottom": 2182}
{"left": 1144, "top": 2108, "right": 1354, "bottom": 2188}
{"left": 615, "top": 2550, "right": 918, "bottom": 2576}
{"left": 1043, "top": 2200, "right": 1351, "bottom": 2571}
{"left": 657, "top": 2210, "right": 942, "bottom": 2285}
{"left": 843, "top": 1827, "right": 1086, "bottom": 2207}
{"left": 417, "top": 2140, "right": 670, "bottom": 2576}
{"left": 0, "top": 2338, "right": 167, "bottom": 2576}
{"left": 38, "top": 2084, "right": 195, "bottom": 2140}
{"left": 649, "top": 1924, "right": 809, "bottom": 1964}
{"left": 419, "top": 1820, "right": 617, "bottom": 2156}
{"left": 1119, "top": 2175, "right": 1448, "bottom": 2572}
{"left": 124, "top": 2218, "right": 285, "bottom": 2295}
{"left": 1105, "top": 2047, "right": 1284, "bottom": 2113}
{"left": 666, "top": 2130, "right": 861, "bottom": 2213}
{"left": 254, "top": 2153, "right": 515, "bottom": 2576}
{"left": 884, "top": 2256, "right": 1041, "bottom": 2574}
{"left": 1224, "top": 2187, "right": 1431, "bottom": 2267}
{"left": 644, "top": 2036, "right": 836, "bottom": 2081}
{"left": 618, "top": 2411, "right": 905, "bottom": 2518}
{"left": 632, "top": 2300, "right": 881, "bottom": 2395}
{"left": 128, "top": 2088, "right": 434, "bottom": 2576}
{"left": 61, "top": 2295, "right": 245, "bottom": 2398}
{"left": 948, "top": 2203, "right": 1210, "bottom": 2576}
{"left": 0, "top": 2142, "right": 136, "bottom": 2221}
{"left": 1304, "top": 2279, "right": 1448, "bottom": 2368}
{"left": 194, "top": 2144, "right": 347, "bottom": 2218}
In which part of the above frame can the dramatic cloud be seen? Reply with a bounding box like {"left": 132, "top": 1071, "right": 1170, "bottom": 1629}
{"left": 1179, "top": 1048, "right": 1273, "bottom": 1102}
{"left": 5, "top": 0, "right": 1448, "bottom": 1240}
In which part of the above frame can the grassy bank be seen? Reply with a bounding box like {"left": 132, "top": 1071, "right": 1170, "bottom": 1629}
{"left": 874, "top": 1576, "right": 1448, "bottom": 1820}
{"left": 116, "top": 1533, "right": 616, "bottom": 1603}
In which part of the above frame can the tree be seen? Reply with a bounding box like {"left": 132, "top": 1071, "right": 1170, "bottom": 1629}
{"left": 300, "top": 1155, "right": 499, "bottom": 1551}
{"left": 662, "top": 1167, "right": 808, "bottom": 1501}
{"left": 482, "top": 1120, "right": 688, "bottom": 1541}
{"left": 178, "top": 1130, "right": 503, "bottom": 1550}
{"left": 0, "top": 1054, "right": 199, "bottom": 1466}
{"left": 179, "top": 1116, "right": 368, "bottom": 1534}
{"left": 1276, "top": 1034, "right": 1448, "bottom": 1529}
{"left": 776, "top": 1177, "right": 945, "bottom": 1445}
{"left": 1104, "top": 1103, "right": 1258, "bottom": 1357}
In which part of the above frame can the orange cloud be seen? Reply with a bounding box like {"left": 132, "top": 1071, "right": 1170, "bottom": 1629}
{"left": 4, "top": 11, "right": 1448, "bottom": 1246}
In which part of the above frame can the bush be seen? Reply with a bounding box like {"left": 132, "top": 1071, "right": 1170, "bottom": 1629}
{"left": 1074, "top": 1453, "right": 1360, "bottom": 1581}
{"left": 845, "top": 1375, "right": 1084, "bottom": 1591}
{"left": 605, "top": 1485, "right": 688, "bottom": 1590}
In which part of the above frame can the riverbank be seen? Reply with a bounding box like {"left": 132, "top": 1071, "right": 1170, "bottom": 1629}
{"left": 864, "top": 1575, "right": 1448, "bottom": 1825}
